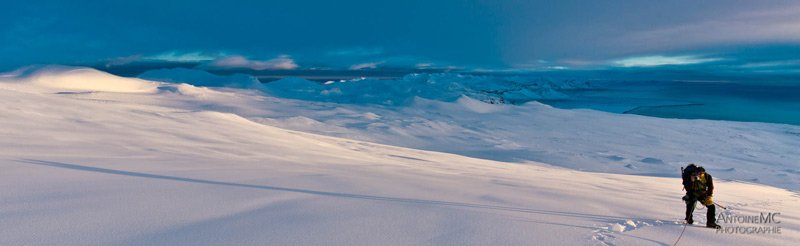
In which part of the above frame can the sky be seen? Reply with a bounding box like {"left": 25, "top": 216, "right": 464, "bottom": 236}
{"left": 2, "top": 0, "right": 799, "bottom": 77}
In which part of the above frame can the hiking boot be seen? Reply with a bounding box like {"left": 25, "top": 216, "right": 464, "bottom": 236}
{"left": 686, "top": 218, "right": 693, "bottom": 224}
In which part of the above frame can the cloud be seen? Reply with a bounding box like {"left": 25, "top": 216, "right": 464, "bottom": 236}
{"left": 103, "top": 51, "right": 222, "bottom": 67}
{"left": 621, "top": 5, "right": 800, "bottom": 51}
{"left": 415, "top": 63, "right": 433, "bottom": 68}
{"left": 150, "top": 51, "right": 219, "bottom": 62}
{"left": 349, "top": 62, "right": 382, "bottom": 70}
{"left": 210, "top": 55, "right": 298, "bottom": 70}
{"left": 328, "top": 47, "right": 384, "bottom": 56}
{"left": 104, "top": 55, "right": 144, "bottom": 67}
{"left": 739, "top": 59, "right": 800, "bottom": 69}
{"left": 414, "top": 63, "right": 463, "bottom": 71}
{"left": 612, "top": 55, "right": 721, "bottom": 67}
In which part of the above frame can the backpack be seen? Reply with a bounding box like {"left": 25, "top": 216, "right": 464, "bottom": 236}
{"left": 681, "top": 164, "right": 698, "bottom": 189}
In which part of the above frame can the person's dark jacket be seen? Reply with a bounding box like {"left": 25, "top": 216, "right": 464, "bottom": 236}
{"left": 683, "top": 173, "right": 714, "bottom": 198}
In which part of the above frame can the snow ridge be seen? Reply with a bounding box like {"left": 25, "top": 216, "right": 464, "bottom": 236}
{"left": 1, "top": 65, "right": 159, "bottom": 93}
{"left": 261, "top": 73, "right": 590, "bottom": 105}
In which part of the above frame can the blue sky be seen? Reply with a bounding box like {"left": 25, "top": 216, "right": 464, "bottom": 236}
{"left": 2, "top": 0, "right": 799, "bottom": 76}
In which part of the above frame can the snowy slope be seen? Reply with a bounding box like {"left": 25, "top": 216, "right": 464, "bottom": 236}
{"left": 140, "top": 68, "right": 800, "bottom": 191}
{"left": 2, "top": 66, "right": 799, "bottom": 245}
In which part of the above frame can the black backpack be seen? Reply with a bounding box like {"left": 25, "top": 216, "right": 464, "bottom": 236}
{"left": 681, "top": 164, "right": 698, "bottom": 187}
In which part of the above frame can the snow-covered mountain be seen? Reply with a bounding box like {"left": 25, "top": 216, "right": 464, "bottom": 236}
{"left": 2, "top": 66, "right": 798, "bottom": 245}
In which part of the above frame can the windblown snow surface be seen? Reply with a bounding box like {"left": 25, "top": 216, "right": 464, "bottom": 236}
{"left": 2, "top": 66, "right": 799, "bottom": 245}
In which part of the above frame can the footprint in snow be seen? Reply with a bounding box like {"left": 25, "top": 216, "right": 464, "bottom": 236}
{"left": 591, "top": 218, "right": 665, "bottom": 245}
